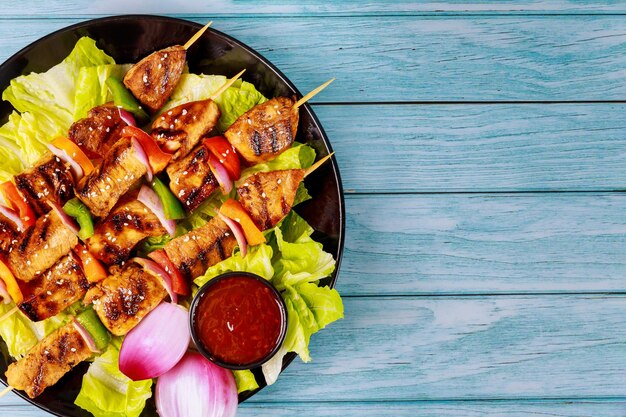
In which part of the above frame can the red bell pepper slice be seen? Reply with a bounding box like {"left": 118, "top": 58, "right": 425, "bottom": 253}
{"left": 0, "top": 181, "right": 35, "bottom": 229}
{"left": 148, "top": 249, "right": 189, "bottom": 296}
{"left": 122, "top": 126, "right": 172, "bottom": 173}
{"left": 203, "top": 136, "right": 241, "bottom": 181}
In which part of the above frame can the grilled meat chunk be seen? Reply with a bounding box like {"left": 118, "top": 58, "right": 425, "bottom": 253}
{"left": 18, "top": 254, "right": 89, "bottom": 322}
{"left": 8, "top": 210, "right": 78, "bottom": 282}
{"left": 6, "top": 322, "right": 92, "bottom": 398}
{"left": 152, "top": 99, "right": 221, "bottom": 161}
{"left": 238, "top": 169, "right": 305, "bottom": 230}
{"left": 123, "top": 45, "right": 186, "bottom": 113}
{"left": 68, "top": 104, "right": 126, "bottom": 157}
{"left": 166, "top": 144, "right": 218, "bottom": 211}
{"left": 15, "top": 155, "right": 74, "bottom": 216}
{"left": 225, "top": 96, "right": 298, "bottom": 164}
{"left": 163, "top": 216, "right": 236, "bottom": 281}
{"left": 83, "top": 261, "right": 167, "bottom": 336}
{"left": 0, "top": 213, "right": 19, "bottom": 256}
{"left": 76, "top": 137, "right": 147, "bottom": 218}
{"left": 87, "top": 199, "right": 166, "bottom": 266}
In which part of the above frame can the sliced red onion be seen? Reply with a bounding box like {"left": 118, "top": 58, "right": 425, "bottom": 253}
{"left": 72, "top": 320, "right": 99, "bottom": 353}
{"left": 0, "top": 205, "right": 24, "bottom": 231}
{"left": 156, "top": 351, "right": 237, "bottom": 417}
{"left": 49, "top": 202, "right": 80, "bottom": 236}
{"left": 218, "top": 212, "right": 247, "bottom": 258}
{"left": 208, "top": 153, "right": 233, "bottom": 194}
{"left": 47, "top": 143, "right": 83, "bottom": 181}
{"left": 0, "top": 278, "right": 11, "bottom": 304}
{"left": 137, "top": 186, "right": 176, "bottom": 237}
{"left": 118, "top": 108, "right": 137, "bottom": 126}
{"left": 132, "top": 257, "right": 177, "bottom": 304}
{"left": 131, "top": 138, "right": 153, "bottom": 182}
{"left": 119, "top": 302, "right": 190, "bottom": 381}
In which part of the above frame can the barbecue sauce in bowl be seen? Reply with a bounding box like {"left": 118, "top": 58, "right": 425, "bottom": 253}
{"left": 190, "top": 272, "right": 287, "bottom": 369}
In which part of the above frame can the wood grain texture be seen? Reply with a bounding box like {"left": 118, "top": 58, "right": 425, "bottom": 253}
{"left": 339, "top": 193, "right": 626, "bottom": 296}
{"left": 1, "top": 1, "right": 626, "bottom": 16}
{"left": 1, "top": 17, "right": 626, "bottom": 102}
{"left": 318, "top": 104, "right": 626, "bottom": 193}
{"left": 5, "top": 400, "right": 626, "bottom": 417}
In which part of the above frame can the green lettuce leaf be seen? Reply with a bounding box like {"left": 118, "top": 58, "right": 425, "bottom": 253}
{"left": 271, "top": 212, "right": 336, "bottom": 290}
{"left": 233, "top": 370, "right": 259, "bottom": 394}
{"left": 73, "top": 63, "right": 131, "bottom": 120}
{"left": 0, "top": 37, "right": 115, "bottom": 181}
{"left": 136, "top": 234, "right": 173, "bottom": 257}
{"left": 262, "top": 283, "right": 343, "bottom": 384}
{"left": 194, "top": 243, "right": 274, "bottom": 288}
{"left": 162, "top": 74, "right": 267, "bottom": 131}
{"left": 75, "top": 342, "right": 152, "bottom": 417}
{"left": 237, "top": 142, "right": 316, "bottom": 183}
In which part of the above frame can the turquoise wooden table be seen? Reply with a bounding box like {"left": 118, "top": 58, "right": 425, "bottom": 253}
{"left": 3, "top": 1, "right": 626, "bottom": 416}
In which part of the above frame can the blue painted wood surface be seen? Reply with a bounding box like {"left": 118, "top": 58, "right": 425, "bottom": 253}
{"left": 3, "top": 2, "right": 626, "bottom": 417}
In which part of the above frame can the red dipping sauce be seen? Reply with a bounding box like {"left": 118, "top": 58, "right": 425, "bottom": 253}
{"left": 191, "top": 273, "right": 287, "bottom": 368}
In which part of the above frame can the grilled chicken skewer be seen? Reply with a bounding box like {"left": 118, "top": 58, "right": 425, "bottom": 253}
{"left": 69, "top": 104, "right": 127, "bottom": 157}
{"left": 5, "top": 321, "right": 93, "bottom": 398}
{"left": 123, "top": 22, "right": 212, "bottom": 113}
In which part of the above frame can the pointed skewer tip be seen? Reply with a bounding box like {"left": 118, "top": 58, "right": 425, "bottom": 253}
{"left": 0, "top": 305, "right": 18, "bottom": 323}
{"left": 183, "top": 21, "right": 213, "bottom": 50}
{"left": 294, "top": 78, "right": 335, "bottom": 109}
{"left": 304, "top": 152, "right": 334, "bottom": 178}
{"left": 209, "top": 69, "right": 246, "bottom": 100}
{"left": 0, "top": 385, "right": 13, "bottom": 399}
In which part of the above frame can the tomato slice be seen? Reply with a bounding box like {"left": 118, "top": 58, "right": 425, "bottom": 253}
{"left": 73, "top": 243, "right": 108, "bottom": 283}
{"left": 52, "top": 136, "right": 94, "bottom": 176}
{"left": 219, "top": 199, "right": 266, "bottom": 246}
{"left": 122, "top": 126, "right": 172, "bottom": 173}
{"left": 0, "top": 257, "right": 23, "bottom": 304}
{"left": 0, "top": 181, "right": 35, "bottom": 228}
{"left": 148, "top": 249, "right": 190, "bottom": 296}
{"left": 203, "top": 136, "right": 241, "bottom": 181}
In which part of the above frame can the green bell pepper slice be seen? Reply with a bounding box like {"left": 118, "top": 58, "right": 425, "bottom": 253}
{"left": 105, "top": 76, "right": 150, "bottom": 123}
{"left": 76, "top": 308, "right": 110, "bottom": 352}
{"left": 151, "top": 177, "right": 186, "bottom": 220}
{"left": 63, "top": 198, "right": 94, "bottom": 240}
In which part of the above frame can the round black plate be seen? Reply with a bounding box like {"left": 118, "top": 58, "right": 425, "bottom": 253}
{"left": 0, "top": 15, "right": 344, "bottom": 417}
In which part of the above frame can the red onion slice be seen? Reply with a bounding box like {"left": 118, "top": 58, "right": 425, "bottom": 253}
{"left": 118, "top": 108, "right": 137, "bottom": 126}
{"left": 156, "top": 351, "right": 238, "bottom": 417}
{"left": 0, "top": 205, "right": 24, "bottom": 231}
{"left": 72, "top": 320, "right": 99, "bottom": 353}
{"left": 47, "top": 143, "right": 83, "bottom": 181}
{"left": 119, "top": 302, "right": 190, "bottom": 381}
{"left": 218, "top": 212, "right": 247, "bottom": 258}
{"left": 49, "top": 202, "right": 80, "bottom": 236}
{"left": 137, "top": 186, "right": 176, "bottom": 237}
{"left": 132, "top": 257, "right": 177, "bottom": 304}
{"left": 131, "top": 138, "right": 154, "bottom": 182}
{"left": 208, "top": 153, "right": 233, "bottom": 194}
{"left": 0, "top": 278, "right": 11, "bottom": 304}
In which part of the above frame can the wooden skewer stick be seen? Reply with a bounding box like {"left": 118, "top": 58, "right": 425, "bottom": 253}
{"left": 0, "top": 306, "right": 17, "bottom": 322}
{"left": 304, "top": 153, "right": 334, "bottom": 178}
{"left": 0, "top": 385, "right": 13, "bottom": 399}
{"left": 294, "top": 78, "right": 335, "bottom": 110}
{"left": 183, "top": 21, "right": 213, "bottom": 50}
{"left": 209, "top": 69, "right": 246, "bottom": 100}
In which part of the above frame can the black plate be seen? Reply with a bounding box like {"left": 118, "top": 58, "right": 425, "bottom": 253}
{"left": 0, "top": 15, "right": 344, "bottom": 417}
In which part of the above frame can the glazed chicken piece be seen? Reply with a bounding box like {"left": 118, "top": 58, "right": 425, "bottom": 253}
{"left": 151, "top": 99, "right": 221, "bottom": 161}
{"left": 18, "top": 254, "right": 89, "bottom": 322}
{"left": 6, "top": 322, "right": 92, "bottom": 398}
{"left": 83, "top": 261, "right": 167, "bottom": 336}
{"left": 225, "top": 97, "right": 298, "bottom": 165}
{"left": 237, "top": 169, "right": 305, "bottom": 230}
{"left": 76, "top": 137, "right": 147, "bottom": 218}
{"left": 163, "top": 216, "right": 236, "bottom": 281}
{"left": 166, "top": 144, "right": 218, "bottom": 211}
{"left": 14, "top": 155, "right": 74, "bottom": 216}
{"left": 0, "top": 213, "right": 19, "bottom": 256}
{"left": 7, "top": 209, "right": 78, "bottom": 282}
{"left": 123, "top": 45, "right": 186, "bottom": 113}
{"left": 68, "top": 104, "right": 127, "bottom": 157}
{"left": 87, "top": 198, "right": 166, "bottom": 266}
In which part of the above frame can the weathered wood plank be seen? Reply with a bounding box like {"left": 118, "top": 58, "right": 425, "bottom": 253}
{"left": 5, "top": 296, "right": 626, "bottom": 406}
{"left": 1, "top": 18, "right": 626, "bottom": 102}
{"left": 2, "top": 1, "right": 626, "bottom": 16}
{"left": 244, "top": 295, "right": 626, "bottom": 401}
{"left": 338, "top": 193, "right": 626, "bottom": 296}
{"left": 318, "top": 104, "right": 626, "bottom": 193}
{"left": 6, "top": 400, "right": 626, "bottom": 417}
